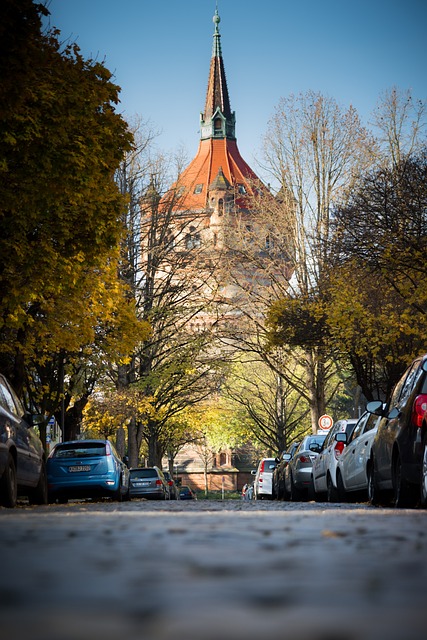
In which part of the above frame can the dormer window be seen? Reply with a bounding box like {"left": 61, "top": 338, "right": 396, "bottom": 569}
{"left": 238, "top": 184, "right": 247, "bottom": 195}
{"left": 194, "top": 184, "right": 203, "bottom": 194}
{"left": 214, "top": 118, "right": 222, "bottom": 130}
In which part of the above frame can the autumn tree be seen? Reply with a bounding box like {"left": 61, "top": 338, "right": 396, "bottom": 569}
{"left": 0, "top": 1, "right": 145, "bottom": 440}
{"left": 226, "top": 92, "right": 372, "bottom": 433}
{"left": 326, "top": 150, "right": 427, "bottom": 399}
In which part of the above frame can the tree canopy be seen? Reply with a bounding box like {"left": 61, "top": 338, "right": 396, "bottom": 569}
{"left": 0, "top": 0, "right": 141, "bottom": 395}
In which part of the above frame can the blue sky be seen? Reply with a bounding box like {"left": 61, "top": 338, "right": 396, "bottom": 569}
{"left": 43, "top": 0, "right": 427, "bottom": 171}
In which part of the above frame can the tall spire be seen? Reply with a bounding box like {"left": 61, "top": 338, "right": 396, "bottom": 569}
{"left": 200, "top": 7, "right": 236, "bottom": 140}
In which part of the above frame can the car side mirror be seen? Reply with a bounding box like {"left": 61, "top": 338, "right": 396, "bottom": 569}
{"left": 251, "top": 469, "right": 256, "bottom": 475}
{"left": 366, "top": 400, "right": 384, "bottom": 416}
{"left": 335, "top": 432, "right": 347, "bottom": 444}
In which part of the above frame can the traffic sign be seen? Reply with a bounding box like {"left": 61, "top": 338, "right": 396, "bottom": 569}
{"left": 318, "top": 414, "right": 333, "bottom": 431}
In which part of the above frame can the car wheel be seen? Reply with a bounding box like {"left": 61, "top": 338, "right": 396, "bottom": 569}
{"left": 392, "top": 453, "right": 416, "bottom": 508}
{"left": 367, "top": 459, "right": 382, "bottom": 506}
{"left": 327, "top": 474, "right": 339, "bottom": 503}
{"left": 290, "top": 473, "right": 304, "bottom": 501}
{"left": 336, "top": 470, "right": 346, "bottom": 502}
{"left": 419, "top": 439, "right": 427, "bottom": 508}
{"left": 114, "top": 480, "right": 123, "bottom": 502}
{"left": 0, "top": 453, "right": 18, "bottom": 508}
{"left": 28, "top": 460, "right": 48, "bottom": 505}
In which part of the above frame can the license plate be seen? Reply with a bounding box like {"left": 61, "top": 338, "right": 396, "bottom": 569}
{"left": 133, "top": 481, "right": 149, "bottom": 487}
{"left": 68, "top": 465, "right": 91, "bottom": 472}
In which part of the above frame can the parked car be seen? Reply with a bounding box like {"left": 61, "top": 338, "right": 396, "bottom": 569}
{"left": 311, "top": 419, "right": 358, "bottom": 502}
{"left": 0, "top": 374, "right": 48, "bottom": 508}
{"left": 366, "top": 354, "right": 427, "bottom": 508}
{"left": 163, "top": 470, "right": 180, "bottom": 499}
{"left": 129, "top": 466, "right": 170, "bottom": 500}
{"left": 47, "top": 439, "right": 130, "bottom": 503}
{"left": 179, "top": 485, "right": 196, "bottom": 500}
{"left": 284, "top": 434, "right": 327, "bottom": 501}
{"left": 273, "top": 442, "right": 300, "bottom": 500}
{"left": 251, "top": 457, "right": 277, "bottom": 500}
{"left": 335, "top": 412, "right": 381, "bottom": 501}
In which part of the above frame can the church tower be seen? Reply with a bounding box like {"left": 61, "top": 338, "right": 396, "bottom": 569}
{"left": 170, "top": 7, "right": 264, "bottom": 242}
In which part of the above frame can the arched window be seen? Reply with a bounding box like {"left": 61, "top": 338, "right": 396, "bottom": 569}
{"left": 219, "top": 452, "right": 226, "bottom": 466}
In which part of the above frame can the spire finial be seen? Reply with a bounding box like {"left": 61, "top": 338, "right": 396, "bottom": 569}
{"left": 213, "top": 4, "right": 220, "bottom": 35}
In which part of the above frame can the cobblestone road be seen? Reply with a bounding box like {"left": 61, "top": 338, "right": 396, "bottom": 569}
{"left": 1, "top": 499, "right": 426, "bottom": 640}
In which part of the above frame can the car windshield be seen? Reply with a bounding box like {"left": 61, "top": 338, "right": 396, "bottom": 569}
{"left": 130, "top": 469, "right": 158, "bottom": 479}
{"left": 306, "top": 435, "right": 326, "bottom": 449}
{"left": 53, "top": 443, "right": 106, "bottom": 458}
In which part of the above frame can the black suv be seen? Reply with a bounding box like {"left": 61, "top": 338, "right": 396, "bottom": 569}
{"left": 0, "top": 374, "right": 47, "bottom": 507}
{"left": 367, "top": 354, "right": 427, "bottom": 507}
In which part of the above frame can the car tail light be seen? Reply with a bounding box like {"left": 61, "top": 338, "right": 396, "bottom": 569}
{"left": 259, "top": 460, "right": 265, "bottom": 473}
{"left": 105, "top": 442, "right": 112, "bottom": 456}
{"left": 412, "top": 394, "right": 427, "bottom": 428}
{"left": 299, "top": 455, "right": 311, "bottom": 463}
{"left": 334, "top": 441, "right": 345, "bottom": 459}
{"left": 168, "top": 481, "right": 173, "bottom": 486}
{"left": 155, "top": 479, "right": 162, "bottom": 485}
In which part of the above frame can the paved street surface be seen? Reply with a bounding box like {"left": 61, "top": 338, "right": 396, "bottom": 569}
{"left": 1, "top": 499, "right": 426, "bottom": 640}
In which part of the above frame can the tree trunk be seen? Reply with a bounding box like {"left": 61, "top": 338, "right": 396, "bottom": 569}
{"left": 127, "top": 417, "right": 139, "bottom": 468}
{"left": 147, "top": 421, "right": 164, "bottom": 467}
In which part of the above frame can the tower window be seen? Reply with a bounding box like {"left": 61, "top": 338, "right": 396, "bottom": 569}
{"left": 214, "top": 118, "right": 222, "bottom": 130}
{"left": 194, "top": 184, "right": 203, "bottom": 194}
{"left": 238, "top": 184, "right": 247, "bottom": 195}
{"left": 185, "top": 232, "right": 201, "bottom": 250}
{"left": 218, "top": 198, "right": 224, "bottom": 215}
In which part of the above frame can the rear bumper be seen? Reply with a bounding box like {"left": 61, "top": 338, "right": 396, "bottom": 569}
{"left": 48, "top": 475, "right": 120, "bottom": 499}
{"left": 129, "top": 488, "right": 166, "bottom": 499}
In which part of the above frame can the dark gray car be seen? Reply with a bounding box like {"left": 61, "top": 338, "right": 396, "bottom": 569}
{"left": 0, "top": 374, "right": 47, "bottom": 508}
{"left": 129, "top": 466, "right": 170, "bottom": 500}
{"left": 367, "top": 354, "right": 427, "bottom": 507}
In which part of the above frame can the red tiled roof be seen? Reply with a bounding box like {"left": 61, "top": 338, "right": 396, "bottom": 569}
{"left": 175, "top": 138, "right": 260, "bottom": 211}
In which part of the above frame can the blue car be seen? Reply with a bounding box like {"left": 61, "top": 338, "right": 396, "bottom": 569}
{"left": 47, "top": 439, "right": 130, "bottom": 503}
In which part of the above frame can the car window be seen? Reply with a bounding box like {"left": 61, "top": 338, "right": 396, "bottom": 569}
{"left": 349, "top": 415, "right": 367, "bottom": 443}
{"left": 389, "top": 360, "right": 420, "bottom": 408}
{"left": 322, "top": 428, "right": 336, "bottom": 448}
{"left": 0, "top": 380, "right": 21, "bottom": 417}
{"left": 398, "top": 360, "right": 423, "bottom": 405}
{"left": 53, "top": 443, "right": 107, "bottom": 458}
{"left": 362, "top": 413, "right": 379, "bottom": 434}
{"left": 307, "top": 435, "right": 326, "bottom": 449}
{"left": 130, "top": 469, "right": 158, "bottom": 479}
{"left": 345, "top": 421, "right": 357, "bottom": 437}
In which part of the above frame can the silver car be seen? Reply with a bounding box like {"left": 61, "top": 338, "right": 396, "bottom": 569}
{"left": 336, "top": 412, "right": 381, "bottom": 500}
{"left": 312, "top": 419, "right": 358, "bottom": 502}
{"left": 284, "top": 434, "right": 326, "bottom": 501}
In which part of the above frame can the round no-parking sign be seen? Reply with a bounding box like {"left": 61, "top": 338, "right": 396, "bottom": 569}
{"left": 318, "top": 414, "right": 333, "bottom": 431}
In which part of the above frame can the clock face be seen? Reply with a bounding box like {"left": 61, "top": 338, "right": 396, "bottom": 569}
{"left": 201, "top": 126, "right": 211, "bottom": 138}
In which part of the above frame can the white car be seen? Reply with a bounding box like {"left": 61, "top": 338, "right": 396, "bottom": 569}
{"left": 311, "top": 418, "right": 358, "bottom": 502}
{"left": 335, "top": 412, "right": 381, "bottom": 500}
{"left": 251, "top": 458, "right": 276, "bottom": 500}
